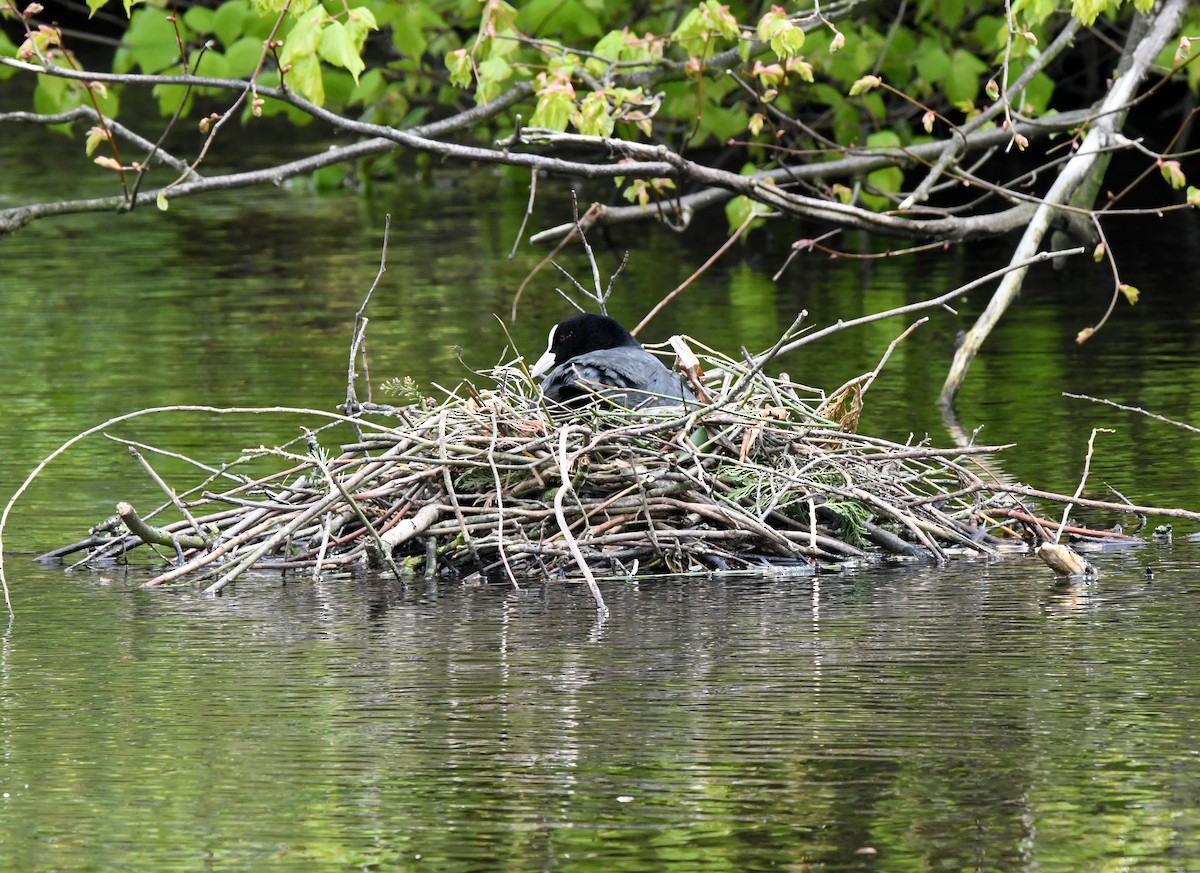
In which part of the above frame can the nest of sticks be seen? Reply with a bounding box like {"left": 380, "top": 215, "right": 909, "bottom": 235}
{"left": 35, "top": 319, "right": 1169, "bottom": 607}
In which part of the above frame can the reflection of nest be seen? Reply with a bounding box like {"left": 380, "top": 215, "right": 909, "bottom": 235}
{"left": 41, "top": 337, "right": 1061, "bottom": 600}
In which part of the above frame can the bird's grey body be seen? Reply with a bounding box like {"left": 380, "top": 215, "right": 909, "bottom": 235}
{"left": 530, "top": 314, "right": 696, "bottom": 409}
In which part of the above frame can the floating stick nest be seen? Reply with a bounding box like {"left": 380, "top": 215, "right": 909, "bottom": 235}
{"left": 32, "top": 323, "right": 1181, "bottom": 608}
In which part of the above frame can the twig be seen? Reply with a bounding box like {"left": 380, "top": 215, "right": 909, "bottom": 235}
{"left": 347, "top": 214, "right": 392, "bottom": 414}
{"left": 125, "top": 446, "right": 209, "bottom": 544}
{"left": 633, "top": 208, "right": 756, "bottom": 336}
{"left": 1055, "top": 428, "right": 1114, "bottom": 544}
{"left": 755, "top": 246, "right": 1084, "bottom": 365}
{"left": 553, "top": 426, "right": 607, "bottom": 612}
{"left": 1063, "top": 392, "right": 1200, "bottom": 434}
{"left": 486, "top": 408, "right": 519, "bottom": 588}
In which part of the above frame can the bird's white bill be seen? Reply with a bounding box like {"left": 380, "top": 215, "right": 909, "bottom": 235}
{"left": 530, "top": 350, "right": 556, "bottom": 378}
{"left": 529, "top": 325, "right": 558, "bottom": 378}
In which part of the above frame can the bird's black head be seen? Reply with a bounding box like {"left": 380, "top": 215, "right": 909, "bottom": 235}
{"left": 530, "top": 313, "right": 639, "bottom": 377}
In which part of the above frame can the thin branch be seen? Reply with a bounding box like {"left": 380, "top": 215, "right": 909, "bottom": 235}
{"left": 347, "top": 214, "right": 392, "bottom": 414}
{"left": 1063, "top": 393, "right": 1200, "bottom": 434}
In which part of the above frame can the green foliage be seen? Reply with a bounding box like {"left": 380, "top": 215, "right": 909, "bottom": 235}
{"left": 673, "top": 0, "right": 740, "bottom": 59}
{"left": 9, "top": 0, "right": 1195, "bottom": 213}
{"left": 1159, "top": 159, "right": 1186, "bottom": 189}
{"left": 757, "top": 7, "right": 805, "bottom": 58}
{"left": 113, "top": 8, "right": 186, "bottom": 75}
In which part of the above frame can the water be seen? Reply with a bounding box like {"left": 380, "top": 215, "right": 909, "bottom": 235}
{"left": 4, "top": 90, "right": 1200, "bottom": 870}
{"left": 3, "top": 554, "right": 1199, "bottom": 871}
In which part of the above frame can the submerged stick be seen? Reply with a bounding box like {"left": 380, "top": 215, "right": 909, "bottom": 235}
{"left": 116, "top": 501, "right": 209, "bottom": 551}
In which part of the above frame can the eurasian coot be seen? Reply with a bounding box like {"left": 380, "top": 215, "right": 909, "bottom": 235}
{"left": 529, "top": 313, "right": 696, "bottom": 409}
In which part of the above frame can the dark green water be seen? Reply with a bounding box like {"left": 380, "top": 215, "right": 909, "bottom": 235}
{"left": 4, "top": 556, "right": 1200, "bottom": 872}
{"left": 3, "top": 98, "right": 1200, "bottom": 870}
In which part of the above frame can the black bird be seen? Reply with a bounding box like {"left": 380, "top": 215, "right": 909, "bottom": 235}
{"left": 529, "top": 313, "right": 697, "bottom": 409}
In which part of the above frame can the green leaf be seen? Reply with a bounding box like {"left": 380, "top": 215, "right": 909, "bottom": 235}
{"left": 156, "top": 191, "right": 170, "bottom": 211}
{"left": 914, "top": 40, "right": 951, "bottom": 86}
{"left": 673, "top": 6, "right": 703, "bottom": 42}
{"left": 592, "top": 29, "right": 625, "bottom": 61}
{"left": 572, "top": 90, "right": 613, "bottom": 137}
{"left": 848, "top": 75, "right": 880, "bottom": 96}
{"left": 322, "top": 68, "right": 355, "bottom": 106}
{"left": 1119, "top": 284, "right": 1139, "bottom": 304}
{"left": 866, "top": 130, "right": 902, "bottom": 149}
{"left": 86, "top": 0, "right": 109, "bottom": 14}
{"left": 860, "top": 131, "right": 904, "bottom": 209}
{"left": 860, "top": 91, "right": 886, "bottom": 122}
{"left": 190, "top": 48, "right": 229, "bottom": 79}
{"left": 756, "top": 7, "right": 787, "bottom": 44}
{"left": 938, "top": 0, "right": 966, "bottom": 29}
{"left": 516, "top": 0, "right": 601, "bottom": 40}
{"left": 862, "top": 166, "right": 904, "bottom": 211}
{"left": 389, "top": 5, "right": 427, "bottom": 59}
{"left": 944, "top": 49, "right": 987, "bottom": 105}
{"left": 84, "top": 126, "right": 109, "bottom": 156}
{"left": 224, "top": 36, "right": 265, "bottom": 79}
{"left": 530, "top": 89, "right": 572, "bottom": 131}
{"left": 213, "top": 0, "right": 252, "bottom": 49}
{"left": 786, "top": 57, "right": 813, "bottom": 83}
{"left": 771, "top": 27, "right": 804, "bottom": 59}
{"left": 724, "top": 193, "right": 769, "bottom": 233}
{"left": 349, "top": 67, "right": 387, "bottom": 106}
{"left": 445, "top": 48, "right": 473, "bottom": 89}
{"left": 475, "top": 54, "right": 512, "bottom": 103}
{"left": 34, "top": 73, "right": 71, "bottom": 115}
{"left": 183, "top": 6, "right": 216, "bottom": 35}
{"left": 587, "top": 29, "right": 626, "bottom": 77}
{"left": 1018, "top": 70, "right": 1055, "bottom": 114}
{"left": 345, "top": 6, "right": 377, "bottom": 51}
{"left": 153, "top": 82, "right": 191, "bottom": 116}
{"left": 280, "top": 7, "right": 324, "bottom": 68}
{"left": 1187, "top": 186, "right": 1200, "bottom": 208}
{"left": 113, "top": 8, "right": 187, "bottom": 75}
{"left": 1071, "top": 0, "right": 1106, "bottom": 26}
{"left": 477, "top": 54, "right": 512, "bottom": 84}
{"left": 318, "top": 20, "right": 365, "bottom": 82}
{"left": 831, "top": 100, "right": 859, "bottom": 145}
{"left": 288, "top": 52, "right": 325, "bottom": 105}
{"left": 674, "top": 0, "right": 738, "bottom": 54}
{"left": 1160, "top": 159, "right": 1186, "bottom": 189}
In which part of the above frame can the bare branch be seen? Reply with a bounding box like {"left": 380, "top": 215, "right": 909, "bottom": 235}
{"left": 939, "top": 0, "right": 1189, "bottom": 408}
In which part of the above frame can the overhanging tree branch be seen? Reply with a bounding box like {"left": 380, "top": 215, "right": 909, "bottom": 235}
{"left": 938, "top": 0, "right": 1190, "bottom": 408}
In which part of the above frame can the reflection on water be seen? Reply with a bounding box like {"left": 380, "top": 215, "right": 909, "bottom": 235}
{"left": 2, "top": 550, "right": 1199, "bottom": 871}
